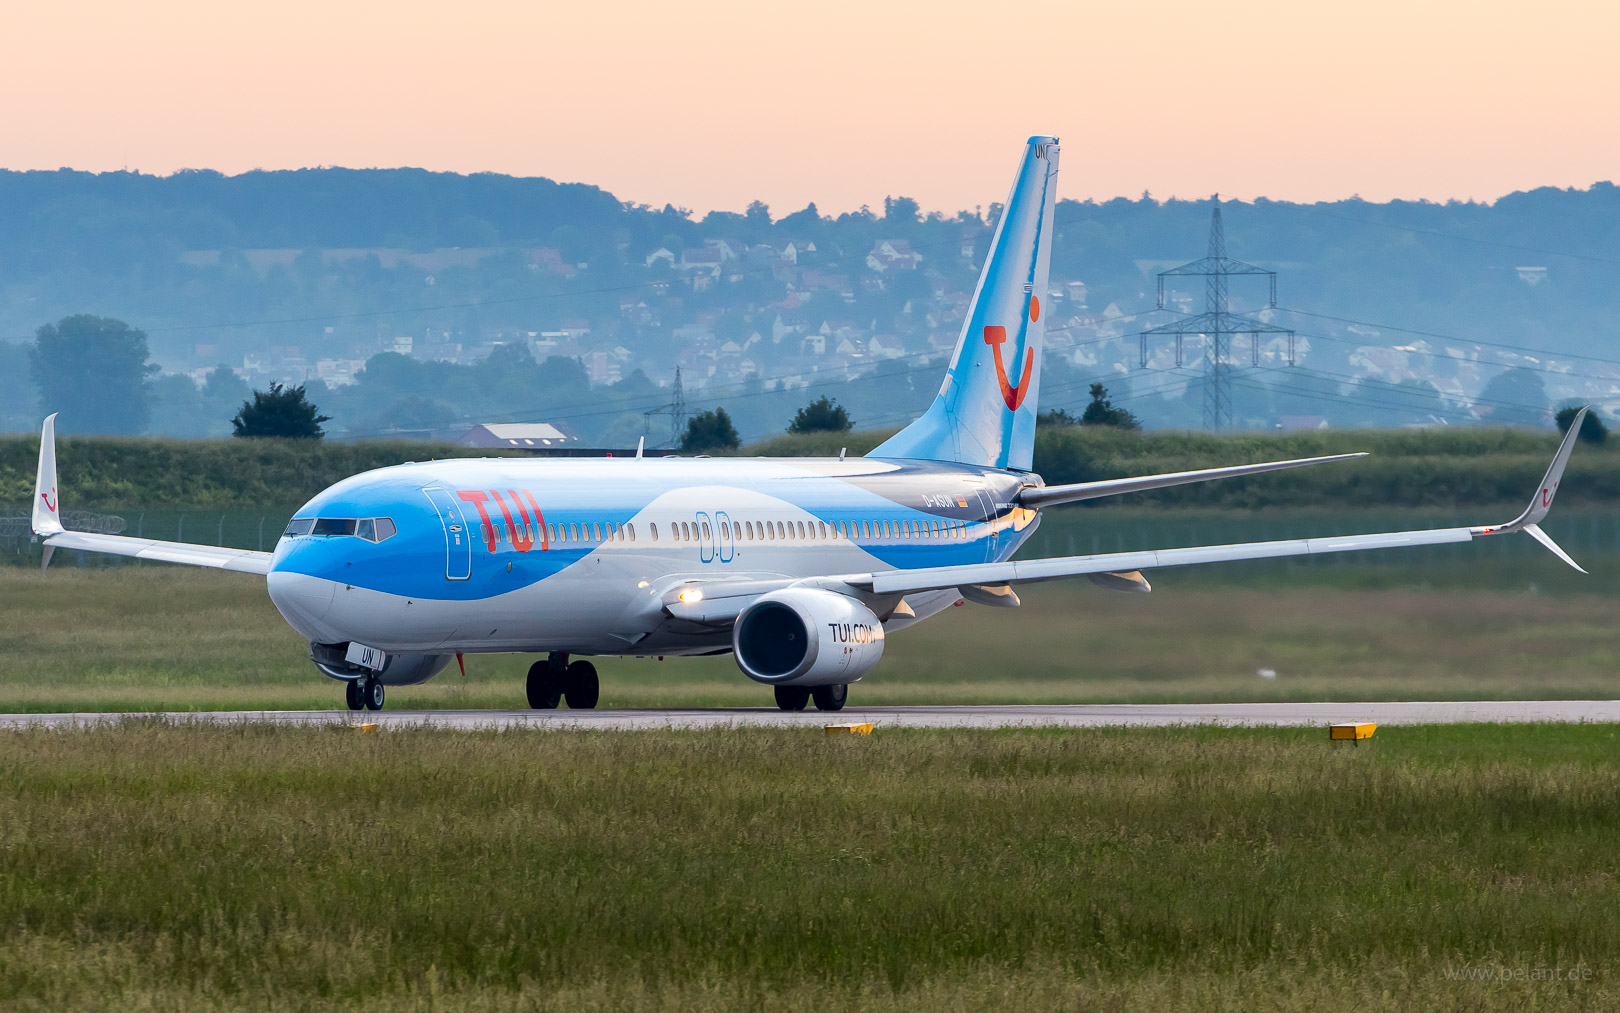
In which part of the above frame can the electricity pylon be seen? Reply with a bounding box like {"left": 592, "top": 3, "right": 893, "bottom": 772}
{"left": 1138, "top": 198, "right": 1295, "bottom": 430}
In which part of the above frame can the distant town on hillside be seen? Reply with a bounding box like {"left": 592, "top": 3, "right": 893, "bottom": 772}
{"left": 0, "top": 167, "right": 1616, "bottom": 442}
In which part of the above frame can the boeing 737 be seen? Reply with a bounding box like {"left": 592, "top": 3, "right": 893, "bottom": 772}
{"left": 28, "top": 137, "right": 1591, "bottom": 712}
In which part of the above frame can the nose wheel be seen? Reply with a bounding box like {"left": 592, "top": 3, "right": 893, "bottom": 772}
{"left": 345, "top": 677, "right": 384, "bottom": 711}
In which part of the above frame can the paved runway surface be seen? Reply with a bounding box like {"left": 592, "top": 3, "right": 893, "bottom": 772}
{"left": 4, "top": 700, "right": 1620, "bottom": 730}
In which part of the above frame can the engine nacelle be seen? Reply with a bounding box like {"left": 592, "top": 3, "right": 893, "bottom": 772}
{"left": 732, "top": 589, "right": 885, "bottom": 687}
{"left": 308, "top": 642, "right": 453, "bottom": 686}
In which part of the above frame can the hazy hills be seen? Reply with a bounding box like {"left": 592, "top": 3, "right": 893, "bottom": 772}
{"left": 1, "top": 166, "right": 1617, "bottom": 439}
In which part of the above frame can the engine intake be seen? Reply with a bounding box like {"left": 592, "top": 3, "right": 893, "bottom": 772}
{"left": 733, "top": 589, "right": 885, "bottom": 686}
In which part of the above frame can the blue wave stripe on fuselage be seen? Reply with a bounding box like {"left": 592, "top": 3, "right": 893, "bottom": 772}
{"left": 270, "top": 456, "right": 1034, "bottom": 601}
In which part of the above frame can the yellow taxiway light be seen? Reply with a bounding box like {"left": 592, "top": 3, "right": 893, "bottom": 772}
{"left": 825, "top": 722, "right": 874, "bottom": 736}
{"left": 1330, "top": 722, "right": 1376, "bottom": 744}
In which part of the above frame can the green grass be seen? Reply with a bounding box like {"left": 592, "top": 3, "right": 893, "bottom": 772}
{"left": 2, "top": 723, "right": 1620, "bottom": 1009}
{"left": 3, "top": 567, "right": 1618, "bottom": 713}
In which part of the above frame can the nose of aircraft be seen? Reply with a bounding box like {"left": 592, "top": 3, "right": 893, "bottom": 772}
{"left": 266, "top": 569, "right": 337, "bottom": 641}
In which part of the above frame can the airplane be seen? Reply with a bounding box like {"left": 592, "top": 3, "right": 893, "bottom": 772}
{"left": 28, "top": 136, "right": 1591, "bottom": 713}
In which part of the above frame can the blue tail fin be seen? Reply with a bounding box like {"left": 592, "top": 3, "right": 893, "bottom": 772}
{"left": 868, "top": 135, "right": 1059, "bottom": 471}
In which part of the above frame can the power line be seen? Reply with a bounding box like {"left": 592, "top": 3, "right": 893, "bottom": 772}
{"left": 1221, "top": 194, "right": 1620, "bottom": 268}
{"left": 1275, "top": 306, "right": 1620, "bottom": 371}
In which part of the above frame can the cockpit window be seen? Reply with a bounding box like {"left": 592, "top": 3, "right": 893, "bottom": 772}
{"left": 283, "top": 516, "right": 397, "bottom": 541}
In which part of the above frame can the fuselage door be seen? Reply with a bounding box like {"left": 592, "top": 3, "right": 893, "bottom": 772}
{"left": 973, "top": 487, "right": 1001, "bottom": 563}
{"left": 716, "top": 510, "right": 735, "bottom": 562}
{"left": 423, "top": 487, "right": 473, "bottom": 580}
{"left": 696, "top": 511, "right": 715, "bottom": 564}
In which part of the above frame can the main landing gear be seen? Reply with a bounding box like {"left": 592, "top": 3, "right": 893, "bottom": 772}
{"left": 774, "top": 684, "right": 848, "bottom": 712}
{"left": 345, "top": 677, "right": 385, "bottom": 712}
{"left": 526, "top": 653, "right": 600, "bottom": 710}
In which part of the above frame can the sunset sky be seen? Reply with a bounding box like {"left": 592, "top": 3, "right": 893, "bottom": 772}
{"left": 3, "top": 0, "right": 1616, "bottom": 215}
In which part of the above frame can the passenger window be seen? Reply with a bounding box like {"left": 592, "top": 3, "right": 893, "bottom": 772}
{"left": 702, "top": 522, "right": 711, "bottom": 539}
{"left": 569, "top": 523, "right": 579, "bottom": 542}
{"left": 819, "top": 522, "right": 827, "bottom": 539}
{"left": 283, "top": 518, "right": 314, "bottom": 537}
{"left": 627, "top": 523, "right": 636, "bottom": 542}
{"left": 593, "top": 523, "right": 603, "bottom": 542}
{"left": 765, "top": 523, "right": 775, "bottom": 541}
{"left": 650, "top": 523, "right": 659, "bottom": 541}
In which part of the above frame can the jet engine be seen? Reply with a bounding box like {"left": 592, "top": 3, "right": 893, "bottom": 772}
{"left": 308, "top": 642, "right": 453, "bottom": 686}
{"left": 732, "top": 589, "right": 885, "bottom": 687}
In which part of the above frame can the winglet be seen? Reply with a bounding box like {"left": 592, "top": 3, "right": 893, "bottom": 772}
{"left": 32, "top": 414, "right": 63, "bottom": 537}
{"left": 1471, "top": 407, "right": 1588, "bottom": 570}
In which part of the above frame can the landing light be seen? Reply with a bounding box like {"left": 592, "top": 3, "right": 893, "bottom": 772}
{"left": 678, "top": 588, "right": 704, "bottom": 604}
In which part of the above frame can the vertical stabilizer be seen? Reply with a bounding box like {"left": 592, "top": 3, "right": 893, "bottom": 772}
{"left": 32, "top": 413, "right": 63, "bottom": 536}
{"left": 868, "top": 136, "right": 1060, "bottom": 470}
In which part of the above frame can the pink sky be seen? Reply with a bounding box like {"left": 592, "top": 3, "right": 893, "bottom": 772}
{"left": 3, "top": 0, "right": 1616, "bottom": 215}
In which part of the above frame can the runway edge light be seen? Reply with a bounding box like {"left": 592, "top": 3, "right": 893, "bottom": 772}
{"left": 1330, "top": 722, "right": 1376, "bottom": 744}
{"left": 825, "top": 722, "right": 874, "bottom": 736}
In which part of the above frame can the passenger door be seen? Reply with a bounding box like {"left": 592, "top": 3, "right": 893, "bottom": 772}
{"left": 422, "top": 487, "right": 473, "bottom": 580}
{"left": 715, "top": 510, "right": 735, "bottom": 562}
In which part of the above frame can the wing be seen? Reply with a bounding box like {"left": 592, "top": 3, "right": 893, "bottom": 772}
{"left": 663, "top": 410, "right": 1592, "bottom": 624}
{"left": 30, "top": 413, "right": 273, "bottom": 576}
{"left": 42, "top": 530, "right": 273, "bottom": 574}
{"left": 855, "top": 409, "right": 1590, "bottom": 597}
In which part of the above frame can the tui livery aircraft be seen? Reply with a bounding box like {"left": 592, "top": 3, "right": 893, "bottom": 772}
{"left": 28, "top": 137, "right": 1591, "bottom": 712}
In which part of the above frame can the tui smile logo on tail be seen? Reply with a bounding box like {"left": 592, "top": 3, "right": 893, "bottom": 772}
{"left": 983, "top": 325, "right": 1034, "bottom": 411}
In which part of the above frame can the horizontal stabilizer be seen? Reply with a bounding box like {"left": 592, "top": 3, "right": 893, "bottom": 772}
{"left": 1018, "top": 452, "right": 1366, "bottom": 509}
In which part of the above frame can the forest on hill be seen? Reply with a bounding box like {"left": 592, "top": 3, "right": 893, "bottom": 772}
{"left": 1, "top": 167, "right": 1617, "bottom": 440}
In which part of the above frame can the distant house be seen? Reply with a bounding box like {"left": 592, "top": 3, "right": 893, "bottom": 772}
{"left": 866, "top": 239, "right": 923, "bottom": 273}
{"left": 459, "top": 423, "right": 580, "bottom": 450}
{"left": 527, "top": 247, "right": 576, "bottom": 278}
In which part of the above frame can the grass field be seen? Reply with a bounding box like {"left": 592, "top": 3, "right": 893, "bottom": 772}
{"left": 3, "top": 567, "right": 1617, "bottom": 712}
{"left": 2, "top": 722, "right": 1619, "bottom": 1010}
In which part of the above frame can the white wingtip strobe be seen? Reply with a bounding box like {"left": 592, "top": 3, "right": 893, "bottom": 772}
{"left": 1470, "top": 406, "right": 1589, "bottom": 571}
{"left": 32, "top": 413, "right": 63, "bottom": 537}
